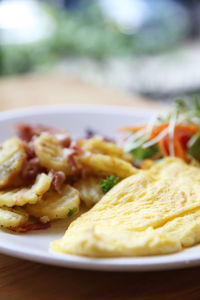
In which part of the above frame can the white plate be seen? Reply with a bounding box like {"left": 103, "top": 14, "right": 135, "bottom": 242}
{"left": 0, "top": 105, "right": 200, "bottom": 272}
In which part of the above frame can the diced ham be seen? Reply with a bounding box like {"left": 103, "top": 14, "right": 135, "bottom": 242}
{"left": 55, "top": 133, "right": 71, "bottom": 148}
{"left": 50, "top": 171, "right": 66, "bottom": 193}
{"left": 67, "top": 154, "right": 77, "bottom": 169}
{"left": 15, "top": 124, "right": 35, "bottom": 142}
{"left": 15, "top": 124, "right": 53, "bottom": 142}
{"left": 22, "top": 157, "right": 45, "bottom": 181}
{"left": 66, "top": 145, "right": 83, "bottom": 170}
{"left": 12, "top": 222, "right": 50, "bottom": 233}
{"left": 23, "top": 141, "right": 36, "bottom": 159}
{"left": 15, "top": 124, "right": 71, "bottom": 147}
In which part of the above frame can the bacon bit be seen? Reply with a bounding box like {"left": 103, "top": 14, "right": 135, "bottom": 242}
{"left": 15, "top": 124, "right": 71, "bottom": 146}
{"left": 71, "top": 144, "right": 84, "bottom": 154}
{"left": 68, "top": 154, "right": 77, "bottom": 169}
{"left": 15, "top": 124, "right": 36, "bottom": 142}
{"left": 15, "top": 124, "right": 52, "bottom": 142}
{"left": 23, "top": 141, "right": 36, "bottom": 159}
{"left": 22, "top": 141, "right": 47, "bottom": 183}
{"left": 31, "top": 124, "right": 56, "bottom": 136}
{"left": 50, "top": 171, "right": 66, "bottom": 193}
{"left": 12, "top": 222, "right": 50, "bottom": 233}
{"left": 55, "top": 133, "right": 71, "bottom": 148}
{"left": 22, "top": 157, "right": 45, "bottom": 182}
{"left": 66, "top": 145, "right": 84, "bottom": 169}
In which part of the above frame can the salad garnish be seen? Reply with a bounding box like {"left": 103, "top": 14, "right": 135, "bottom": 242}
{"left": 121, "top": 97, "right": 200, "bottom": 164}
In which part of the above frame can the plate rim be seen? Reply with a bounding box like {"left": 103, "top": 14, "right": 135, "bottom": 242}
{"left": 0, "top": 240, "right": 199, "bottom": 272}
{"left": 0, "top": 104, "right": 158, "bottom": 120}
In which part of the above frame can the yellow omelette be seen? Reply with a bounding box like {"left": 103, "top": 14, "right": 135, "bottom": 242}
{"left": 52, "top": 157, "right": 200, "bottom": 257}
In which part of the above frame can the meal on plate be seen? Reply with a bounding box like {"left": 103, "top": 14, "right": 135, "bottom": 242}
{"left": 1, "top": 98, "right": 200, "bottom": 257}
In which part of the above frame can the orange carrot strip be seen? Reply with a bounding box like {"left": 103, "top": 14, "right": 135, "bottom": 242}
{"left": 158, "top": 137, "right": 169, "bottom": 157}
{"left": 150, "top": 123, "right": 169, "bottom": 139}
{"left": 158, "top": 133, "right": 188, "bottom": 162}
{"left": 175, "top": 124, "right": 198, "bottom": 135}
{"left": 120, "top": 123, "right": 198, "bottom": 138}
{"left": 119, "top": 123, "right": 170, "bottom": 136}
{"left": 174, "top": 133, "right": 188, "bottom": 162}
{"left": 118, "top": 125, "right": 146, "bottom": 133}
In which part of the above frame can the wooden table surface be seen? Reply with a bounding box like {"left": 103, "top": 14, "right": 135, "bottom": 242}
{"left": 0, "top": 74, "right": 199, "bottom": 300}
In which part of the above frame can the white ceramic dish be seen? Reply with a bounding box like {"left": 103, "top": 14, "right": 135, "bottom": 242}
{"left": 0, "top": 105, "right": 200, "bottom": 272}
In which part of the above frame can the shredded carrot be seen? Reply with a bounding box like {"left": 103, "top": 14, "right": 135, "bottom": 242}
{"left": 158, "top": 133, "right": 188, "bottom": 162}
{"left": 149, "top": 123, "right": 169, "bottom": 139}
{"left": 175, "top": 124, "right": 198, "bottom": 135}
{"left": 158, "top": 137, "right": 169, "bottom": 157}
{"left": 174, "top": 133, "right": 188, "bottom": 162}
{"left": 120, "top": 123, "right": 198, "bottom": 137}
{"left": 118, "top": 125, "right": 146, "bottom": 133}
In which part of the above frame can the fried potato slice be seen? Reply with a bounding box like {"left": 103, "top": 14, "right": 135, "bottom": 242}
{"left": 26, "top": 184, "right": 80, "bottom": 221}
{"left": 34, "top": 133, "right": 72, "bottom": 175}
{"left": 0, "top": 207, "right": 29, "bottom": 228}
{"left": 0, "top": 173, "right": 52, "bottom": 207}
{"left": 0, "top": 137, "right": 26, "bottom": 188}
{"left": 78, "top": 137, "right": 132, "bottom": 162}
{"left": 79, "top": 153, "right": 137, "bottom": 178}
{"left": 74, "top": 176, "right": 103, "bottom": 207}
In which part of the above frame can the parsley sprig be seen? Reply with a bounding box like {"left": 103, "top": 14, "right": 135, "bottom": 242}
{"left": 100, "top": 176, "right": 119, "bottom": 194}
{"left": 67, "top": 207, "right": 77, "bottom": 217}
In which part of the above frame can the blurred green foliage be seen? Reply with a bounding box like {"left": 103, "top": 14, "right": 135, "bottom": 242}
{"left": 0, "top": 2, "right": 187, "bottom": 76}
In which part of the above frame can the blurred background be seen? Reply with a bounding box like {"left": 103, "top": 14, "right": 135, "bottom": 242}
{"left": 0, "top": 0, "right": 200, "bottom": 102}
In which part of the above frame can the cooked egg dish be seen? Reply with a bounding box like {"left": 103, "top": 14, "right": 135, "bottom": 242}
{"left": 52, "top": 157, "right": 200, "bottom": 257}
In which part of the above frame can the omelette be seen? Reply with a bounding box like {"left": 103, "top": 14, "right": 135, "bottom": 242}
{"left": 52, "top": 157, "right": 200, "bottom": 257}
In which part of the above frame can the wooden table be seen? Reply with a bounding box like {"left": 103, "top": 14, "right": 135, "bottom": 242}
{"left": 0, "top": 74, "right": 198, "bottom": 300}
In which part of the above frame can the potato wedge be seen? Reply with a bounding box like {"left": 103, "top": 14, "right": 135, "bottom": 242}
{"left": 34, "top": 133, "right": 72, "bottom": 175}
{"left": 0, "top": 207, "right": 28, "bottom": 228}
{"left": 26, "top": 184, "right": 80, "bottom": 221}
{"left": 79, "top": 153, "right": 137, "bottom": 178}
{"left": 78, "top": 137, "right": 132, "bottom": 162}
{"left": 0, "top": 173, "right": 52, "bottom": 207}
{"left": 74, "top": 176, "right": 103, "bottom": 207}
{"left": 0, "top": 137, "right": 26, "bottom": 188}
